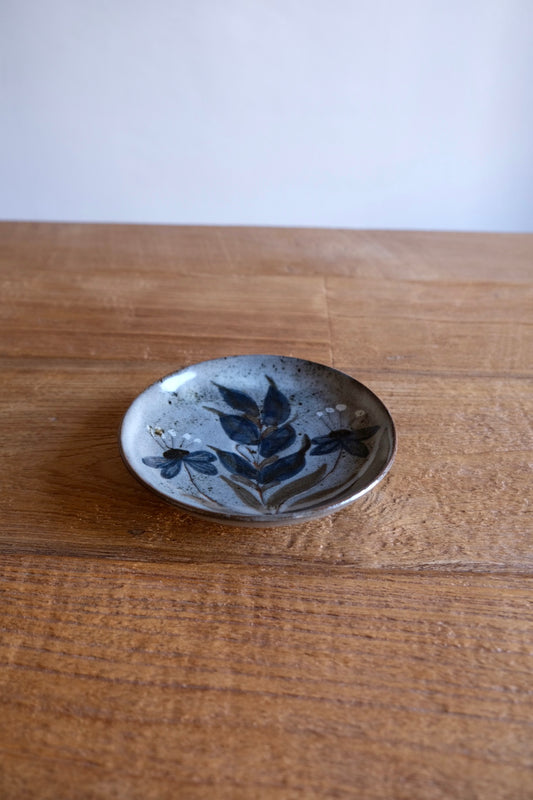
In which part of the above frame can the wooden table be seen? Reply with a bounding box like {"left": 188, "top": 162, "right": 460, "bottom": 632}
{"left": 1, "top": 222, "right": 532, "bottom": 799}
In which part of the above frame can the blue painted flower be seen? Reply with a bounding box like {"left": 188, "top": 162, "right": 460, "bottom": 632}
{"left": 143, "top": 448, "right": 218, "bottom": 479}
{"left": 310, "top": 426, "right": 380, "bottom": 458}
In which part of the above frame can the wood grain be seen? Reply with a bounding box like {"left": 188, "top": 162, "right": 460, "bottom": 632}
{"left": 0, "top": 222, "right": 532, "bottom": 799}
{"left": 1, "top": 222, "right": 532, "bottom": 280}
{"left": 1, "top": 555, "right": 532, "bottom": 800}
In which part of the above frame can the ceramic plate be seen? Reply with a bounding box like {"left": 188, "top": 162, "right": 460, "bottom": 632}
{"left": 120, "top": 355, "right": 396, "bottom": 527}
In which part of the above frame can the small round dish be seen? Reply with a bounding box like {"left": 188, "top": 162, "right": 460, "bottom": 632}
{"left": 120, "top": 355, "right": 396, "bottom": 527}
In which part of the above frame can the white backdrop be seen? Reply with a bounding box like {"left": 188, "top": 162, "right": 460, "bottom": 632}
{"left": 1, "top": 0, "right": 532, "bottom": 231}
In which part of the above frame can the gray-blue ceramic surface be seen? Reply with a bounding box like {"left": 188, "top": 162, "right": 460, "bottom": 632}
{"left": 120, "top": 355, "right": 396, "bottom": 527}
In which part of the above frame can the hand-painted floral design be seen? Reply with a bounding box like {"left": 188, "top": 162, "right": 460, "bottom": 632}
{"left": 142, "top": 428, "right": 220, "bottom": 508}
{"left": 205, "top": 377, "right": 324, "bottom": 513}
{"left": 143, "top": 449, "right": 218, "bottom": 478}
{"left": 310, "top": 404, "right": 380, "bottom": 459}
{"left": 310, "top": 426, "right": 380, "bottom": 457}
{"left": 141, "top": 380, "right": 381, "bottom": 515}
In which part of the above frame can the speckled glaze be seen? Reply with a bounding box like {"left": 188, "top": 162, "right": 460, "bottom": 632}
{"left": 119, "top": 355, "right": 396, "bottom": 527}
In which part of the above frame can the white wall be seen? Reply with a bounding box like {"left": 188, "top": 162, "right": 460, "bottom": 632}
{"left": 1, "top": 0, "right": 532, "bottom": 231}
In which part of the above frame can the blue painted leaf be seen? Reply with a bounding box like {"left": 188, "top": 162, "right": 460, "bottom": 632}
{"left": 143, "top": 455, "right": 183, "bottom": 479}
{"left": 219, "top": 414, "right": 260, "bottom": 444}
{"left": 186, "top": 450, "right": 217, "bottom": 463}
{"left": 342, "top": 437, "right": 369, "bottom": 457}
{"left": 259, "top": 424, "right": 296, "bottom": 457}
{"left": 261, "top": 377, "right": 291, "bottom": 426}
{"left": 142, "top": 456, "right": 170, "bottom": 469}
{"left": 212, "top": 448, "right": 258, "bottom": 480}
{"left": 184, "top": 451, "right": 218, "bottom": 476}
{"left": 309, "top": 436, "right": 340, "bottom": 456}
{"left": 259, "top": 435, "right": 310, "bottom": 484}
{"left": 160, "top": 460, "right": 183, "bottom": 478}
{"left": 214, "top": 383, "right": 259, "bottom": 417}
